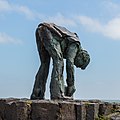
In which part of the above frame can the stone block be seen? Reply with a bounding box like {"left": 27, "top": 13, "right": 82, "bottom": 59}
{"left": 75, "top": 103, "right": 86, "bottom": 120}
{"left": 0, "top": 99, "right": 6, "bottom": 119}
{"left": 31, "top": 100, "right": 59, "bottom": 120}
{"left": 99, "top": 102, "right": 113, "bottom": 116}
{"left": 86, "top": 103, "right": 99, "bottom": 120}
{"left": 0, "top": 98, "right": 20, "bottom": 120}
{"left": 58, "top": 101, "right": 76, "bottom": 120}
{"left": 4, "top": 100, "right": 30, "bottom": 120}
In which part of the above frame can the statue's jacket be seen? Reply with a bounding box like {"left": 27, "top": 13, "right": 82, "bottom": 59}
{"left": 38, "top": 22, "right": 80, "bottom": 42}
{"left": 38, "top": 22, "right": 81, "bottom": 58}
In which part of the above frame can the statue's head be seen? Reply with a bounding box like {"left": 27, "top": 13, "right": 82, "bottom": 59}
{"left": 74, "top": 48, "right": 90, "bottom": 70}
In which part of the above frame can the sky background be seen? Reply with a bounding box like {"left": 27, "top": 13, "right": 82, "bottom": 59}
{"left": 0, "top": 0, "right": 120, "bottom": 100}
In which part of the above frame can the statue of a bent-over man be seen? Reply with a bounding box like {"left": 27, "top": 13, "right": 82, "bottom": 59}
{"left": 30, "top": 22, "right": 90, "bottom": 100}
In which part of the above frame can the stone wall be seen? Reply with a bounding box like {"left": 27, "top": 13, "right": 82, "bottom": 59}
{"left": 0, "top": 98, "right": 120, "bottom": 120}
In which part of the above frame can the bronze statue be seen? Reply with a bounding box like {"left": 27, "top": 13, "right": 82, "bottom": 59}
{"left": 30, "top": 22, "right": 90, "bottom": 100}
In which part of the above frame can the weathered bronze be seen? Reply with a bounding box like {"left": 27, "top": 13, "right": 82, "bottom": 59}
{"left": 30, "top": 22, "right": 90, "bottom": 100}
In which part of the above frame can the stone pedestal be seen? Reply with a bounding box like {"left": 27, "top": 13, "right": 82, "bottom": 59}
{"left": 0, "top": 98, "right": 120, "bottom": 120}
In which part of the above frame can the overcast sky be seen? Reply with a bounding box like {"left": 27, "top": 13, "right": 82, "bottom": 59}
{"left": 0, "top": 0, "right": 120, "bottom": 100}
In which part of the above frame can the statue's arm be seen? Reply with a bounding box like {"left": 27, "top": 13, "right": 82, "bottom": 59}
{"left": 66, "top": 43, "right": 78, "bottom": 86}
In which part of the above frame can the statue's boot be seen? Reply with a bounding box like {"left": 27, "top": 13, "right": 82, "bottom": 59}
{"left": 30, "top": 88, "right": 44, "bottom": 100}
{"left": 61, "top": 94, "right": 73, "bottom": 100}
{"left": 30, "top": 94, "right": 41, "bottom": 100}
{"left": 65, "top": 86, "right": 76, "bottom": 97}
{"left": 51, "top": 94, "right": 73, "bottom": 100}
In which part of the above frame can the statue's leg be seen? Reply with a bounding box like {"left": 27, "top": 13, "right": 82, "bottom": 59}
{"left": 30, "top": 28, "right": 50, "bottom": 100}
{"left": 50, "top": 55, "right": 64, "bottom": 99}
{"left": 38, "top": 27, "right": 65, "bottom": 99}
